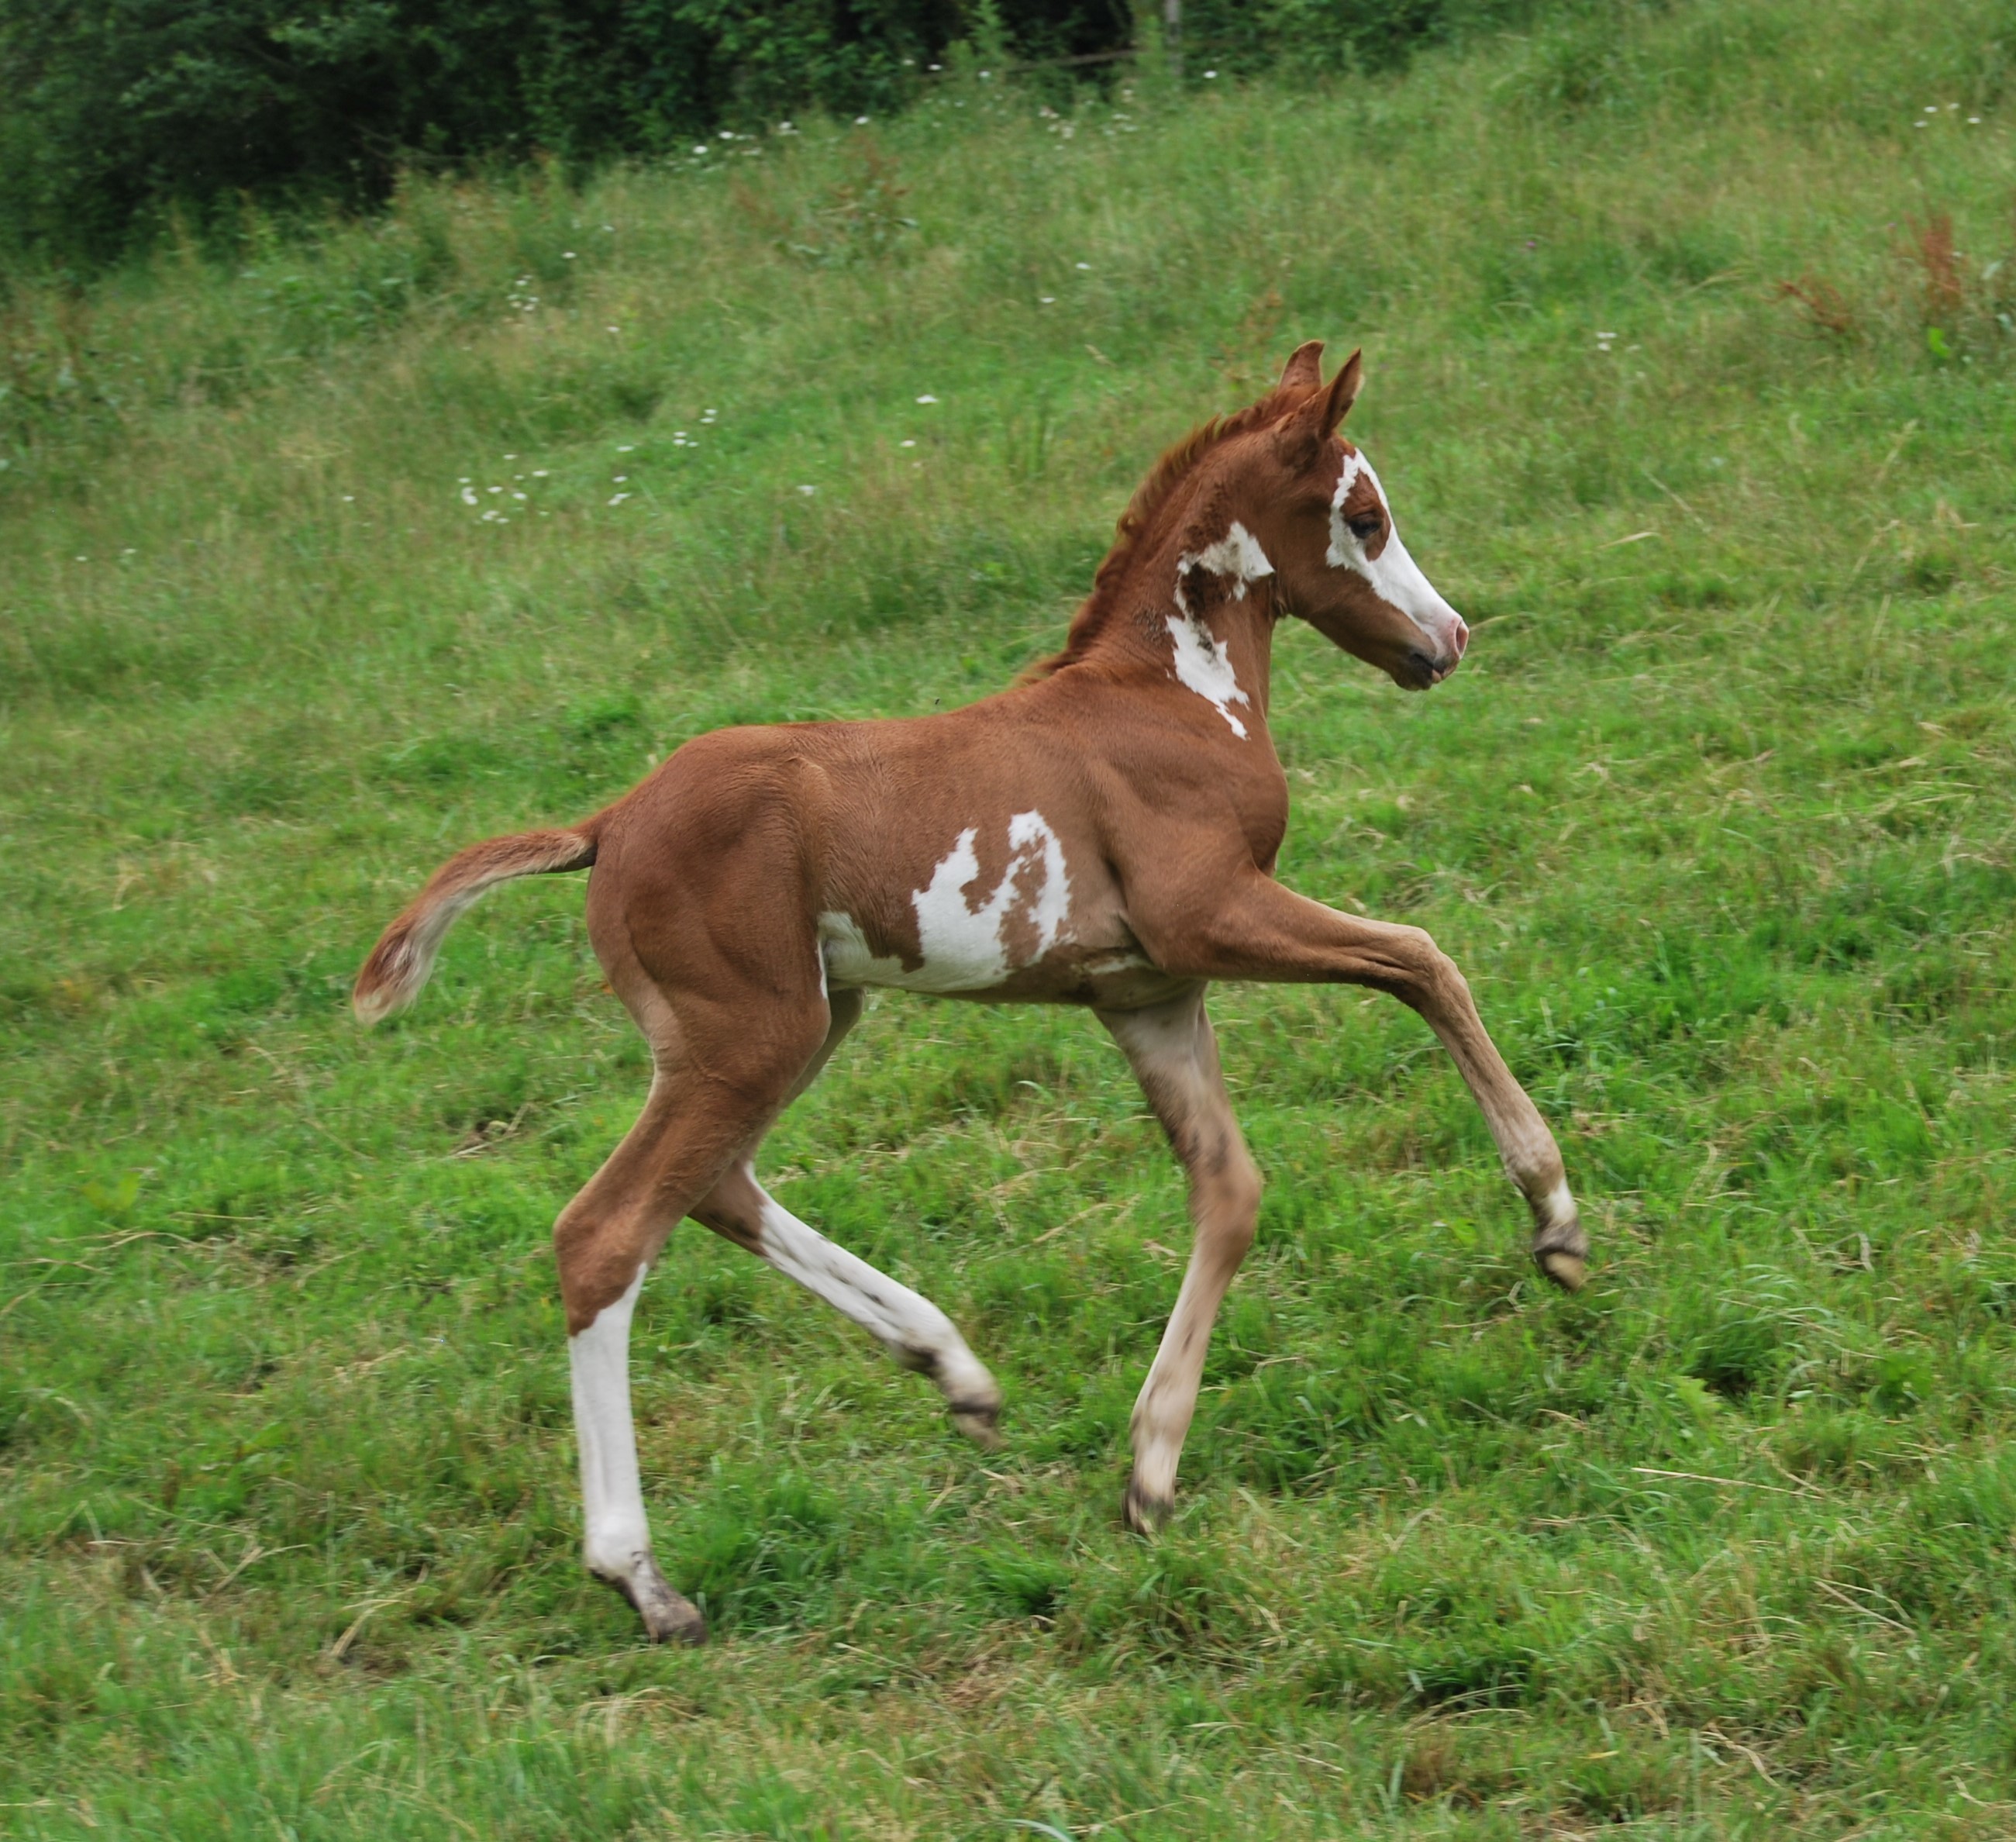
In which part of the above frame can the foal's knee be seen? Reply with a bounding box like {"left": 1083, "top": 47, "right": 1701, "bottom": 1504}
{"left": 1199, "top": 1143, "right": 1263, "bottom": 1257}
{"left": 1390, "top": 924, "right": 1468, "bottom": 1009}
{"left": 553, "top": 1208, "right": 656, "bottom": 1336}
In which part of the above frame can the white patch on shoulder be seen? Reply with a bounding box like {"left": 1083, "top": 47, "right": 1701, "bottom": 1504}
{"left": 1167, "top": 519, "right": 1271, "bottom": 738}
{"left": 819, "top": 810, "right": 1072, "bottom": 993}
{"left": 1325, "top": 450, "right": 1459, "bottom": 646}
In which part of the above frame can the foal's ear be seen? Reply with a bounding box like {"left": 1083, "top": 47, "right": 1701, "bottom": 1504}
{"left": 1274, "top": 348, "right": 1365, "bottom": 465}
{"left": 1322, "top": 349, "right": 1364, "bottom": 429}
{"left": 1275, "top": 340, "right": 1325, "bottom": 394}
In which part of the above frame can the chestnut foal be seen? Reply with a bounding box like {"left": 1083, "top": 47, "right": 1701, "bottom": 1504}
{"left": 354, "top": 343, "right": 1587, "bottom": 1644}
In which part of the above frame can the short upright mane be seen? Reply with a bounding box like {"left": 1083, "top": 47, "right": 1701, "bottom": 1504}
{"left": 1023, "top": 381, "right": 1308, "bottom": 681}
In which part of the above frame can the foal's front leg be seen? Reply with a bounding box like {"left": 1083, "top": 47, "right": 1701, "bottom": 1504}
{"left": 1141, "top": 867, "right": 1587, "bottom": 1289}
{"left": 1100, "top": 988, "right": 1263, "bottom": 1531}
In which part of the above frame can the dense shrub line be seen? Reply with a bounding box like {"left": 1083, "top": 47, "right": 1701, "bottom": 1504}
{"left": 0, "top": 0, "right": 1539, "bottom": 267}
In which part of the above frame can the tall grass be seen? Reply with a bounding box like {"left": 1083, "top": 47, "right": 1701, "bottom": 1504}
{"left": 4, "top": 1, "right": 2015, "bottom": 1834}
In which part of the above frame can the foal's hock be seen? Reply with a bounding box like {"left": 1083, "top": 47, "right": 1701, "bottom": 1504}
{"left": 354, "top": 344, "right": 1588, "bottom": 1644}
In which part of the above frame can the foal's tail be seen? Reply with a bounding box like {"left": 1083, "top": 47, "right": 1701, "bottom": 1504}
{"left": 352, "top": 822, "right": 602, "bottom": 1025}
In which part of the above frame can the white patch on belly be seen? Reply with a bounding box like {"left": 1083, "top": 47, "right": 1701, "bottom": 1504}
{"left": 1167, "top": 519, "right": 1271, "bottom": 739}
{"left": 817, "top": 912, "right": 905, "bottom": 987}
{"left": 818, "top": 809, "right": 1072, "bottom": 992}
{"left": 1326, "top": 451, "right": 1459, "bottom": 645}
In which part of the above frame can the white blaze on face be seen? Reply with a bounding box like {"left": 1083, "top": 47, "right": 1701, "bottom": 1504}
{"left": 1167, "top": 519, "right": 1273, "bottom": 737}
{"left": 1325, "top": 450, "right": 1466, "bottom": 660}
{"left": 818, "top": 809, "right": 1071, "bottom": 992}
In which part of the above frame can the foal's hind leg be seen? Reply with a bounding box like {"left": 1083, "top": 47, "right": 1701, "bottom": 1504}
{"left": 556, "top": 1009, "right": 828, "bottom": 1643}
{"left": 1100, "top": 987, "right": 1263, "bottom": 1532}
{"left": 691, "top": 989, "right": 1004, "bottom": 1445}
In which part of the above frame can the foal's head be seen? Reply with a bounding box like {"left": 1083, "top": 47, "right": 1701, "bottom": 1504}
{"left": 1242, "top": 342, "right": 1469, "bottom": 691}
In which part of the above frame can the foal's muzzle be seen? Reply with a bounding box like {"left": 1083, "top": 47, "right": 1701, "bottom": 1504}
{"left": 1409, "top": 612, "right": 1469, "bottom": 687}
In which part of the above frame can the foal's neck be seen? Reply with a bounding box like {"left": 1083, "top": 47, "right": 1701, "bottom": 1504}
{"left": 1068, "top": 519, "right": 1280, "bottom": 729}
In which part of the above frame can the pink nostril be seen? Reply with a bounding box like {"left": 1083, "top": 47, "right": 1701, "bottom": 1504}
{"left": 1451, "top": 616, "right": 1470, "bottom": 660}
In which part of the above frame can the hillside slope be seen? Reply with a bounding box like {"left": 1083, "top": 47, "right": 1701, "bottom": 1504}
{"left": 4, "top": 2, "right": 2016, "bottom": 1834}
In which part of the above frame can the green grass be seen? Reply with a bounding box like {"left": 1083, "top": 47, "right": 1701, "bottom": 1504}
{"left": 5, "top": 2, "right": 2016, "bottom": 1833}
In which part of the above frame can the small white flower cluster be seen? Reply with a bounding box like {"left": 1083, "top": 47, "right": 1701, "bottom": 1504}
{"left": 1916, "top": 102, "right": 1984, "bottom": 127}
{"left": 669, "top": 409, "right": 717, "bottom": 451}
{"left": 505, "top": 274, "right": 540, "bottom": 316}
{"left": 692, "top": 129, "right": 769, "bottom": 165}
{"left": 1038, "top": 103, "right": 1137, "bottom": 147}
{"left": 459, "top": 457, "right": 550, "bottom": 524}
{"left": 1596, "top": 329, "right": 1618, "bottom": 354}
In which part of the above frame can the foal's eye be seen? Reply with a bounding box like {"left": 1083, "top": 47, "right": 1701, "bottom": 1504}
{"left": 1347, "top": 512, "right": 1383, "bottom": 543}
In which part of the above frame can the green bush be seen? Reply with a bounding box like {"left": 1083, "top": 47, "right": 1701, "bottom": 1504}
{"left": 0, "top": 0, "right": 1549, "bottom": 267}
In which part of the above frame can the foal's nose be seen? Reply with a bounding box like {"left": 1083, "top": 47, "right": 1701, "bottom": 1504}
{"left": 1450, "top": 614, "right": 1470, "bottom": 661}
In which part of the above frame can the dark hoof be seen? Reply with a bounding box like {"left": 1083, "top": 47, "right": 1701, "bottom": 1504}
{"left": 1122, "top": 1476, "right": 1173, "bottom": 1536}
{"left": 949, "top": 1396, "right": 1003, "bottom": 1450}
{"left": 1537, "top": 1249, "right": 1588, "bottom": 1292}
{"left": 595, "top": 1561, "right": 708, "bottom": 1645}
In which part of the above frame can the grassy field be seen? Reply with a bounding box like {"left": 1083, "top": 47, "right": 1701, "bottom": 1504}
{"left": 5, "top": 1, "right": 2016, "bottom": 1833}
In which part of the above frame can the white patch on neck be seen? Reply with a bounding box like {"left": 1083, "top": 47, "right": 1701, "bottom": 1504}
{"left": 818, "top": 810, "right": 1071, "bottom": 992}
{"left": 1325, "top": 450, "right": 1456, "bottom": 646}
{"left": 1168, "top": 519, "right": 1270, "bottom": 738}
